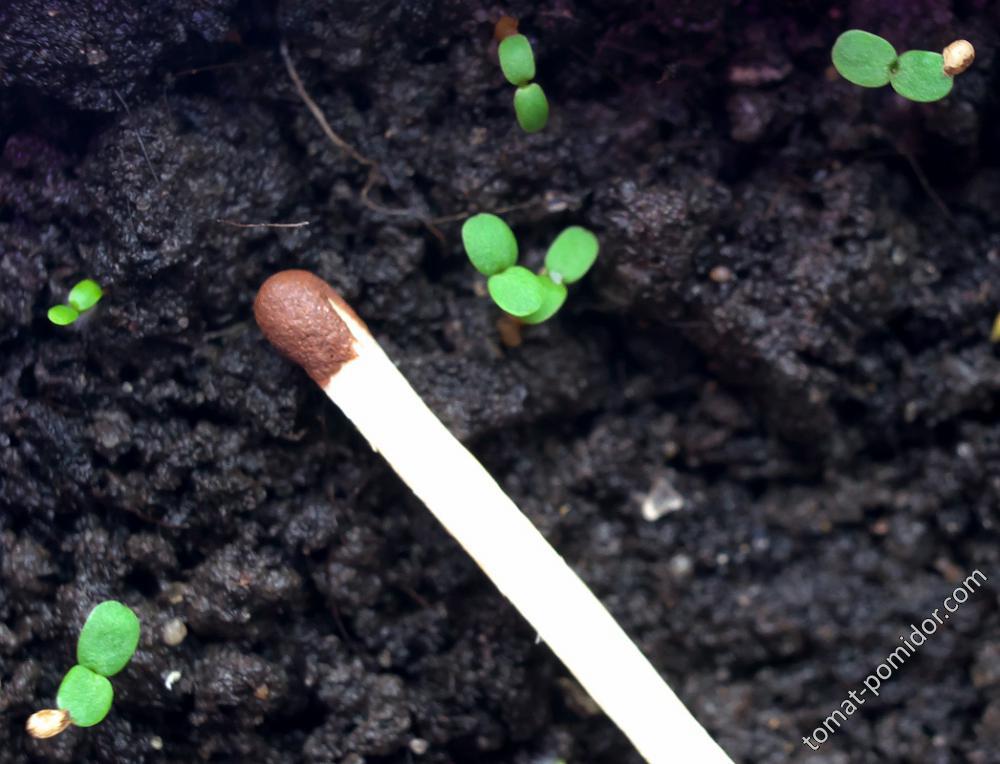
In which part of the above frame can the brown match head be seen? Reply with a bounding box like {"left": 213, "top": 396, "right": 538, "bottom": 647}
{"left": 253, "top": 270, "right": 360, "bottom": 386}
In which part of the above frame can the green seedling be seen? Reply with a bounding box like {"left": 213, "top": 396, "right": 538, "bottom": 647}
{"left": 832, "top": 30, "right": 974, "bottom": 102}
{"left": 514, "top": 84, "right": 549, "bottom": 134}
{"left": 27, "top": 601, "right": 140, "bottom": 739}
{"left": 498, "top": 34, "right": 535, "bottom": 86}
{"left": 47, "top": 278, "right": 104, "bottom": 326}
{"left": 462, "top": 214, "right": 599, "bottom": 325}
{"left": 493, "top": 22, "right": 549, "bottom": 133}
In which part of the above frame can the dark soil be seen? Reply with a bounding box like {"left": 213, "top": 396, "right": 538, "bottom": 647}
{"left": 2, "top": 1, "right": 999, "bottom": 762}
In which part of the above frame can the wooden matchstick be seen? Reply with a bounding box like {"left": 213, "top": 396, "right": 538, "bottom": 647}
{"left": 254, "top": 270, "right": 732, "bottom": 764}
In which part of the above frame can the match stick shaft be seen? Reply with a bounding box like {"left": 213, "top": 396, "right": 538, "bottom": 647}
{"left": 325, "top": 300, "right": 732, "bottom": 764}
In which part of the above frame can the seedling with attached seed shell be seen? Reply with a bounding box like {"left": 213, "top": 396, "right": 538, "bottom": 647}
{"left": 462, "top": 213, "right": 598, "bottom": 324}
{"left": 47, "top": 279, "right": 103, "bottom": 326}
{"left": 495, "top": 21, "right": 549, "bottom": 133}
{"left": 26, "top": 601, "right": 140, "bottom": 739}
{"left": 832, "top": 30, "right": 974, "bottom": 102}
{"left": 254, "top": 271, "right": 733, "bottom": 763}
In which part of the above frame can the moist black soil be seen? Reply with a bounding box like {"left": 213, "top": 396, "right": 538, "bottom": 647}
{"left": 2, "top": 2, "right": 999, "bottom": 762}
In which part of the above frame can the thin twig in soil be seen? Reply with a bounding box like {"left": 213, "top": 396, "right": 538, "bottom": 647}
{"left": 280, "top": 40, "right": 547, "bottom": 243}
{"left": 279, "top": 41, "right": 561, "bottom": 246}
{"left": 896, "top": 143, "right": 955, "bottom": 225}
{"left": 113, "top": 88, "right": 157, "bottom": 183}
{"left": 869, "top": 127, "right": 955, "bottom": 225}
{"left": 428, "top": 198, "right": 541, "bottom": 224}
{"left": 280, "top": 40, "right": 451, "bottom": 240}
{"left": 279, "top": 41, "right": 372, "bottom": 167}
{"left": 216, "top": 218, "right": 311, "bottom": 229}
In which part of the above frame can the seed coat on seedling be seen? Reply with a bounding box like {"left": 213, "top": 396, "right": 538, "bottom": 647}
{"left": 942, "top": 39, "right": 974, "bottom": 76}
{"left": 25, "top": 709, "right": 71, "bottom": 739}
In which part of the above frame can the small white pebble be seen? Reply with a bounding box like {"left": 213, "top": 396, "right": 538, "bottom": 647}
{"left": 709, "top": 265, "right": 733, "bottom": 283}
{"left": 164, "top": 670, "right": 182, "bottom": 691}
{"left": 409, "top": 738, "right": 429, "bottom": 755}
{"left": 668, "top": 553, "right": 693, "bottom": 580}
{"left": 161, "top": 618, "right": 188, "bottom": 647}
{"left": 151, "top": 736, "right": 163, "bottom": 751}
{"left": 640, "top": 475, "right": 685, "bottom": 521}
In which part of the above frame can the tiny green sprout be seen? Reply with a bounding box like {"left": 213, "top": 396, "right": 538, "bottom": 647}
{"left": 832, "top": 30, "right": 973, "bottom": 103}
{"left": 462, "top": 213, "right": 599, "bottom": 325}
{"left": 544, "top": 226, "right": 600, "bottom": 284}
{"left": 514, "top": 83, "right": 549, "bottom": 133}
{"left": 493, "top": 21, "right": 549, "bottom": 133}
{"left": 47, "top": 305, "right": 80, "bottom": 326}
{"left": 47, "top": 278, "right": 104, "bottom": 326}
{"left": 498, "top": 34, "right": 536, "bottom": 86}
{"left": 462, "top": 213, "right": 519, "bottom": 275}
{"left": 67, "top": 279, "right": 103, "bottom": 312}
{"left": 26, "top": 601, "right": 140, "bottom": 739}
{"left": 488, "top": 265, "right": 543, "bottom": 317}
